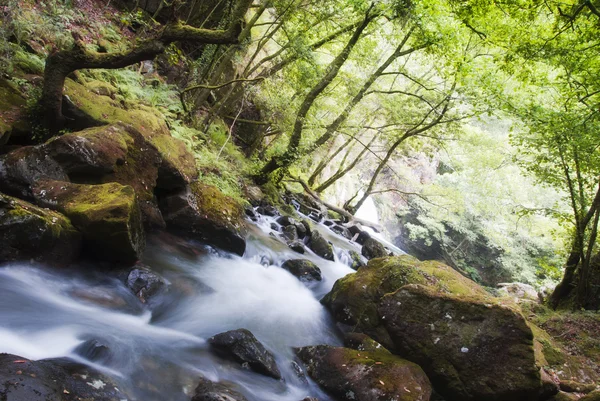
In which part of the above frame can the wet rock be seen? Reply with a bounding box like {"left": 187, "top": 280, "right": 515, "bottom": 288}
{"left": 0, "top": 193, "right": 81, "bottom": 266}
{"left": 356, "top": 230, "right": 371, "bottom": 245}
{"left": 301, "top": 219, "right": 312, "bottom": 236}
{"left": 244, "top": 185, "right": 264, "bottom": 206}
{"left": 323, "top": 219, "right": 334, "bottom": 227}
{"left": 295, "top": 222, "right": 308, "bottom": 239}
{"left": 331, "top": 224, "right": 352, "bottom": 239}
{"left": 349, "top": 250, "right": 366, "bottom": 270}
{"left": 160, "top": 183, "right": 246, "bottom": 256}
{"left": 0, "top": 146, "right": 69, "bottom": 200}
{"left": 379, "top": 284, "right": 541, "bottom": 401}
{"left": 73, "top": 339, "right": 112, "bottom": 363}
{"left": 348, "top": 224, "right": 363, "bottom": 236}
{"left": 270, "top": 222, "right": 279, "bottom": 231}
{"left": 308, "top": 230, "right": 334, "bottom": 261}
{"left": 300, "top": 398, "right": 319, "bottom": 401}
{"left": 256, "top": 205, "right": 279, "bottom": 216}
{"left": 192, "top": 376, "right": 248, "bottom": 401}
{"left": 34, "top": 180, "right": 145, "bottom": 263}
{"left": 282, "top": 259, "right": 322, "bottom": 282}
{"left": 245, "top": 207, "right": 257, "bottom": 220}
{"left": 322, "top": 255, "right": 493, "bottom": 352}
{"left": 283, "top": 224, "right": 298, "bottom": 241}
{"left": 125, "top": 265, "right": 166, "bottom": 303}
{"left": 276, "top": 215, "right": 296, "bottom": 226}
{"left": 288, "top": 241, "right": 306, "bottom": 254}
{"left": 291, "top": 360, "right": 308, "bottom": 384}
{"left": 308, "top": 211, "right": 323, "bottom": 222}
{"left": 208, "top": 328, "right": 281, "bottom": 379}
{"left": 361, "top": 237, "right": 387, "bottom": 260}
{"left": 0, "top": 353, "right": 126, "bottom": 401}
{"left": 296, "top": 345, "right": 432, "bottom": 401}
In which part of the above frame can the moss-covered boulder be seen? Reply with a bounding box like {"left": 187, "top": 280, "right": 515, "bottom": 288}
{"left": 379, "top": 284, "right": 541, "bottom": 401}
{"left": 0, "top": 146, "right": 69, "bottom": 200}
{"left": 322, "top": 255, "right": 489, "bottom": 347}
{"left": 160, "top": 182, "right": 246, "bottom": 255}
{"left": 42, "top": 123, "right": 198, "bottom": 228}
{"left": 308, "top": 230, "right": 334, "bottom": 261}
{"left": 0, "top": 192, "right": 81, "bottom": 266}
{"left": 33, "top": 180, "right": 144, "bottom": 263}
{"left": 296, "top": 345, "right": 432, "bottom": 401}
{"left": 282, "top": 259, "right": 322, "bottom": 282}
{"left": 361, "top": 237, "right": 388, "bottom": 260}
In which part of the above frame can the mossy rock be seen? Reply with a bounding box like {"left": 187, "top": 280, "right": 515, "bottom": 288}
{"left": 160, "top": 183, "right": 246, "bottom": 255}
{"left": 33, "top": 180, "right": 144, "bottom": 263}
{"left": 581, "top": 390, "right": 600, "bottom": 401}
{"left": 296, "top": 345, "right": 432, "bottom": 401}
{"left": 86, "top": 80, "right": 118, "bottom": 98}
{"left": 379, "top": 284, "right": 541, "bottom": 401}
{"left": 322, "top": 255, "right": 489, "bottom": 347}
{"left": 0, "top": 192, "right": 81, "bottom": 266}
{"left": 0, "top": 78, "right": 28, "bottom": 145}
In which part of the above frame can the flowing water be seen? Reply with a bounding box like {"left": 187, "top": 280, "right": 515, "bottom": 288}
{"left": 0, "top": 211, "right": 389, "bottom": 401}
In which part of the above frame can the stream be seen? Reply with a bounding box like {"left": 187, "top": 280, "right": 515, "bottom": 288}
{"left": 0, "top": 210, "right": 398, "bottom": 401}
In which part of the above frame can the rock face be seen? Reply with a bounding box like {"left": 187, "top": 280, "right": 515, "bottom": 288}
{"left": 361, "top": 237, "right": 388, "bottom": 260}
{"left": 308, "top": 230, "right": 334, "bottom": 261}
{"left": 208, "top": 328, "right": 281, "bottom": 379}
{"left": 34, "top": 180, "right": 144, "bottom": 263}
{"left": 296, "top": 345, "right": 432, "bottom": 401}
{"left": 160, "top": 183, "right": 246, "bottom": 255}
{"left": 0, "top": 193, "right": 81, "bottom": 265}
{"left": 0, "top": 353, "right": 126, "bottom": 401}
{"left": 322, "top": 256, "right": 543, "bottom": 401}
{"left": 282, "top": 259, "right": 322, "bottom": 282}
{"left": 380, "top": 284, "right": 540, "bottom": 401}
{"left": 192, "top": 376, "right": 248, "bottom": 401}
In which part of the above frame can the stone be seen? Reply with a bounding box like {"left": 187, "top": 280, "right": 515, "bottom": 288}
{"left": 0, "top": 192, "right": 81, "bottom": 266}
{"left": 322, "top": 256, "right": 490, "bottom": 347}
{"left": 276, "top": 215, "right": 296, "bottom": 226}
{"left": 498, "top": 282, "right": 539, "bottom": 303}
{"left": 125, "top": 265, "right": 167, "bottom": 303}
{"left": 308, "top": 230, "right": 334, "bottom": 261}
{"left": 208, "top": 328, "right": 281, "bottom": 379}
{"left": 343, "top": 333, "right": 387, "bottom": 353}
{"left": 378, "top": 284, "right": 541, "bottom": 401}
{"left": 33, "top": 180, "right": 145, "bottom": 263}
{"left": 283, "top": 224, "right": 298, "bottom": 241}
{"left": 581, "top": 391, "right": 600, "bottom": 401}
{"left": 270, "top": 222, "right": 279, "bottom": 231}
{"left": 296, "top": 345, "right": 432, "bottom": 401}
{"left": 0, "top": 353, "right": 126, "bottom": 401}
{"left": 361, "top": 237, "right": 388, "bottom": 260}
{"left": 331, "top": 224, "right": 352, "bottom": 239}
{"left": 295, "top": 222, "right": 308, "bottom": 239}
{"left": 160, "top": 183, "right": 246, "bottom": 256}
{"left": 349, "top": 250, "right": 366, "bottom": 270}
{"left": 348, "top": 224, "right": 363, "bottom": 236}
{"left": 191, "top": 376, "right": 248, "bottom": 401}
{"left": 257, "top": 205, "right": 279, "bottom": 216}
{"left": 288, "top": 241, "right": 306, "bottom": 254}
{"left": 282, "top": 259, "right": 322, "bottom": 282}
{"left": 73, "top": 339, "right": 112, "bottom": 363}
{"left": 0, "top": 146, "right": 69, "bottom": 200}
{"left": 356, "top": 230, "right": 371, "bottom": 245}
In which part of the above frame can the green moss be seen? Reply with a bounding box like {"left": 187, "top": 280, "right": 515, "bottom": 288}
{"left": 190, "top": 182, "right": 245, "bottom": 231}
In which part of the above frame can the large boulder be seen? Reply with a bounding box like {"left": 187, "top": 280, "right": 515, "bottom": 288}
{"left": 160, "top": 182, "right": 246, "bottom": 255}
{"left": 192, "top": 376, "right": 248, "bottom": 401}
{"left": 322, "top": 256, "right": 544, "bottom": 401}
{"left": 322, "top": 255, "right": 489, "bottom": 347}
{"left": 282, "top": 259, "right": 322, "bottom": 282}
{"left": 208, "top": 328, "right": 281, "bottom": 379}
{"left": 0, "top": 193, "right": 81, "bottom": 265}
{"left": 33, "top": 180, "right": 144, "bottom": 263}
{"left": 43, "top": 123, "right": 197, "bottom": 228}
{"left": 379, "top": 284, "right": 540, "bottom": 401}
{"left": 308, "top": 230, "right": 334, "bottom": 261}
{"left": 0, "top": 353, "right": 126, "bottom": 401}
{"left": 296, "top": 345, "right": 431, "bottom": 401}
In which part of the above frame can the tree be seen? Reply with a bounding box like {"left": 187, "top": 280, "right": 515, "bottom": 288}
{"left": 40, "top": 0, "right": 254, "bottom": 131}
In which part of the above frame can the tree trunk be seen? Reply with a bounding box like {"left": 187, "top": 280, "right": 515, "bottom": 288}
{"left": 255, "top": 6, "right": 376, "bottom": 184}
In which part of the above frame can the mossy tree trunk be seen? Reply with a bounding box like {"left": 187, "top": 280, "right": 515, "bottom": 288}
{"left": 40, "top": 0, "right": 253, "bottom": 133}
